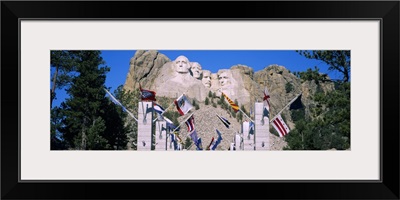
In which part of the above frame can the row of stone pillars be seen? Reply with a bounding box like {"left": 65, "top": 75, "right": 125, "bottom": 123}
{"left": 136, "top": 101, "right": 270, "bottom": 151}
{"left": 234, "top": 102, "right": 269, "bottom": 150}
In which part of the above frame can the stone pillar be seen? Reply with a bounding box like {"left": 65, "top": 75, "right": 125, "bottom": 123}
{"left": 166, "top": 132, "right": 175, "bottom": 151}
{"left": 242, "top": 121, "right": 255, "bottom": 150}
{"left": 155, "top": 120, "right": 167, "bottom": 151}
{"left": 230, "top": 143, "right": 235, "bottom": 151}
{"left": 137, "top": 101, "right": 153, "bottom": 151}
{"left": 254, "top": 102, "right": 270, "bottom": 150}
{"left": 235, "top": 134, "right": 243, "bottom": 151}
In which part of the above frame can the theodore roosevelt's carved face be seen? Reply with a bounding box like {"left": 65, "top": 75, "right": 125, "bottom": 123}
{"left": 174, "top": 56, "right": 190, "bottom": 73}
{"left": 201, "top": 70, "right": 211, "bottom": 88}
{"left": 190, "top": 62, "right": 202, "bottom": 79}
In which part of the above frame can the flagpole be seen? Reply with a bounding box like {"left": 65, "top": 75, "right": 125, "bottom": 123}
{"left": 239, "top": 108, "right": 254, "bottom": 123}
{"left": 172, "top": 112, "right": 195, "bottom": 133}
{"left": 104, "top": 88, "right": 139, "bottom": 122}
{"left": 152, "top": 92, "right": 185, "bottom": 122}
{"left": 269, "top": 92, "right": 302, "bottom": 123}
{"left": 160, "top": 101, "right": 176, "bottom": 115}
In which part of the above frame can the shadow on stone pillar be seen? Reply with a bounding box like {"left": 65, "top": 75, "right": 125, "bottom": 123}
{"left": 137, "top": 101, "right": 153, "bottom": 151}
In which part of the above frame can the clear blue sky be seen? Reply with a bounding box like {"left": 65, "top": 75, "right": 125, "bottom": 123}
{"left": 52, "top": 50, "right": 343, "bottom": 108}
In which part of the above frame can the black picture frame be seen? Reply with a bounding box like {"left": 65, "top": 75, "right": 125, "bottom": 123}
{"left": 2, "top": 1, "right": 399, "bottom": 199}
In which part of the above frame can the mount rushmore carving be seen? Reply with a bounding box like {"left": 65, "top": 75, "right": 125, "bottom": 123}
{"left": 150, "top": 54, "right": 251, "bottom": 106}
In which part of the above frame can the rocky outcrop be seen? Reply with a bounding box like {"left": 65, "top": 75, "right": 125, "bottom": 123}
{"left": 123, "top": 50, "right": 170, "bottom": 92}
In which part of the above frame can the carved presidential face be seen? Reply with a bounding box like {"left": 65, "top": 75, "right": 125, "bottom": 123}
{"left": 174, "top": 56, "right": 190, "bottom": 73}
{"left": 201, "top": 70, "right": 211, "bottom": 88}
{"left": 218, "top": 71, "right": 231, "bottom": 87}
{"left": 190, "top": 62, "right": 202, "bottom": 79}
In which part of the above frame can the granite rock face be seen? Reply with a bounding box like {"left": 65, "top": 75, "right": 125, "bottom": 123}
{"left": 123, "top": 50, "right": 170, "bottom": 92}
{"left": 123, "top": 51, "right": 335, "bottom": 149}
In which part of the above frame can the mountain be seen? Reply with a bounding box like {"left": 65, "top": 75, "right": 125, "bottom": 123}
{"left": 123, "top": 50, "right": 335, "bottom": 150}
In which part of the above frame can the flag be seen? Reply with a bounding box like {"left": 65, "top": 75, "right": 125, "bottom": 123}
{"left": 263, "top": 87, "right": 271, "bottom": 109}
{"left": 174, "top": 132, "right": 183, "bottom": 144}
{"left": 221, "top": 92, "right": 239, "bottom": 112}
{"left": 169, "top": 132, "right": 175, "bottom": 143}
{"left": 153, "top": 102, "right": 165, "bottom": 115}
{"left": 211, "top": 129, "right": 223, "bottom": 150}
{"left": 153, "top": 102, "right": 165, "bottom": 120}
{"left": 262, "top": 105, "right": 270, "bottom": 119}
{"left": 196, "top": 138, "right": 203, "bottom": 150}
{"left": 170, "top": 131, "right": 182, "bottom": 150}
{"left": 104, "top": 89, "right": 138, "bottom": 121}
{"left": 174, "top": 94, "right": 193, "bottom": 116}
{"left": 216, "top": 114, "right": 230, "bottom": 128}
{"left": 165, "top": 117, "right": 179, "bottom": 132}
{"left": 163, "top": 117, "right": 180, "bottom": 131}
{"left": 272, "top": 114, "right": 290, "bottom": 137}
{"left": 190, "top": 130, "right": 199, "bottom": 144}
{"left": 262, "top": 87, "right": 270, "bottom": 120}
{"left": 185, "top": 115, "right": 195, "bottom": 133}
{"left": 139, "top": 83, "right": 156, "bottom": 101}
{"left": 164, "top": 116, "right": 173, "bottom": 125}
{"left": 289, "top": 93, "right": 303, "bottom": 110}
{"left": 169, "top": 132, "right": 180, "bottom": 150}
{"left": 249, "top": 121, "right": 255, "bottom": 135}
{"left": 206, "top": 137, "right": 214, "bottom": 150}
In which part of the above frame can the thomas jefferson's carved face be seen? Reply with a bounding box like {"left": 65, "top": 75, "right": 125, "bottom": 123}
{"left": 191, "top": 62, "right": 202, "bottom": 79}
{"left": 202, "top": 70, "right": 211, "bottom": 88}
{"left": 174, "top": 56, "right": 190, "bottom": 73}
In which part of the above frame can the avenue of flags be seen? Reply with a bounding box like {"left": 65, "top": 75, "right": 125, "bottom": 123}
{"left": 105, "top": 81, "right": 301, "bottom": 150}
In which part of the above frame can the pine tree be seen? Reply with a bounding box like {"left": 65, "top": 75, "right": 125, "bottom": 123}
{"left": 50, "top": 51, "right": 78, "bottom": 108}
{"left": 297, "top": 50, "right": 350, "bottom": 82}
{"left": 208, "top": 91, "right": 213, "bottom": 98}
{"left": 285, "top": 82, "right": 350, "bottom": 150}
{"left": 205, "top": 97, "right": 210, "bottom": 105}
{"left": 59, "top": 51, "right": 128, "bottom": 150}
{"left": 51, "top": 106, "right": 67, "bottom": 150}
{"left": 113, "top": 85, "right": 138, "bottom": 150}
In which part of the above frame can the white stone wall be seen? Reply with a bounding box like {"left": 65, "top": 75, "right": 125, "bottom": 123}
{"left": 235, "top": 134, "right": 243, "bottom": 151}
{"left": 230, "top": 142, "right": 235, "bottom": 151}
{"left": 166, "top": 133, "right": 175, "bottom": 151}
{"left": 254, "top": 102, "right": 270, "bottom": 150}
{"left": 137, "top": 101, "right": 153, "bottom": 151}
{"left": 155, "top": 120, "right": 167, "bottom": 151}
{"left": 242, "top": 121, "right": 255, "bottom": 150}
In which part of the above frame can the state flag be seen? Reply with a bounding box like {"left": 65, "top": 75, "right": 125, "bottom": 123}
{"left": 139, "top": 83, "right": 156, "bottom": 101}
{"left": 221, "top": 92, "right": 239, "bottom": 112}
{"left": 174, "top": 94, "right": 193, "bottom": 116}
{"left": 272, "top": 114, "right": 290, "bottom": 137}
{"left": 211, "top": 129, "right": 223, "bottom": 150}
{"left": 185, "top": 115, "right": 195, "bottom": 133}
{"left": 216, "top": 114, "right": 231, "bottom": 128}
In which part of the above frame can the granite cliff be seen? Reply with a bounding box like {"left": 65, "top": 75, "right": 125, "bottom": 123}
{"left": 123, "top": 50, "right": 335, "bottom": 150}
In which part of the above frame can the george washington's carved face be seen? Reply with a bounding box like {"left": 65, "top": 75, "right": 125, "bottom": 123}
{"left": 174, "top": 56, "right": 190, "bottom": 73}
